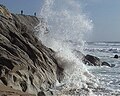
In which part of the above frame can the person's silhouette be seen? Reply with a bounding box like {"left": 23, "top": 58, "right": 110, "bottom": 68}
{"left": 34, "top": 12, "right": 36, "bottom": 16}
{"left": 21, "top": 10, "right": 23, "bottom": 15}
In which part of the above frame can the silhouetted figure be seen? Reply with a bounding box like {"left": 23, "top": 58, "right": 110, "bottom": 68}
{"left": 21, "top": 10, "right": 23, "bottom": 15}
{"left": 114, "top": 54, "right": 118, "bottom": 59}
{"left": 34, "top": 12, "right": 36, "bottom": 16}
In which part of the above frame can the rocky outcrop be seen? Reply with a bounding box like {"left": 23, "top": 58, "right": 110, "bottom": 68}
{"left": 83, "top": 54, "right": 101, "bottom": 66}
{"left": 0, "top": 85, "right": 34, "bottom": 96}
{"left": 0, "top": 4, "right": 12, "bottom": 19}
{"left": 114, "top": 54, "right": 119, "bottom": 59}
{"left": 83, "top": 54, "right": 115, "bottom": 67}
{"left": 0, "top": 5, "right": 63, "bottom": 95}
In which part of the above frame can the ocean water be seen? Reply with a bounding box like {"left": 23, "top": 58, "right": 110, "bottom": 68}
{"left": 36, "top": 0, "right": 120, "bottom": 95}
{"left": 84, "top": 42, "right": 120, "bottom": 95}
{"left": 59, "top": 41, "right": 120, "bottom": 95}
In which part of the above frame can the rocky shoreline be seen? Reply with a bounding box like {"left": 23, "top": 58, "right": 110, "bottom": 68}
{"left": 0, "top": 4, "right": 117, "bottom": 96}
{"left": 0, "top": 5, "right": 64, "bottom": 96}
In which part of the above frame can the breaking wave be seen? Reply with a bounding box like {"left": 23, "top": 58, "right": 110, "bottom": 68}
{"left": 36, "top": 0, "right": 100, "bottom": 95}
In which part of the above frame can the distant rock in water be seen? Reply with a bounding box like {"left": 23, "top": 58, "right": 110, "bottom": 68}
{"left": 83, "top": 54, "right": 115, "bottom": 67}
{"left": 101, "top": 62, "right": 115, "bottom": 67}
{"left": 83, "top": 54, "right": 101, "bottom": 66}
{"left": 114, "top": 54, "right": 119, "bottom": 59}
{"left": 0, "top": 5, "right": 64, "bottom": 95}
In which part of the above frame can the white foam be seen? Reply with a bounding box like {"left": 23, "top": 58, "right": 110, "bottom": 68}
{"left": 36, "top": 0, "right": 98, "bottom": 95}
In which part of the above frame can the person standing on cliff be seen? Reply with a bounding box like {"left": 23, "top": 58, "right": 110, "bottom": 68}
{"left": 34, "top": 12, "right": 36, "bottom": 16}
{"left": 21, "top": 10, "right": 23, "bottom": 15}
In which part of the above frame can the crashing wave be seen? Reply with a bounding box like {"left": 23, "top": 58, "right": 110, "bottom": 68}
{"left": 35, "top": 0, "right": 113, "bottom": 95}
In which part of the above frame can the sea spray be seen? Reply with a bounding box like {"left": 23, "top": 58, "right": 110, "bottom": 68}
{"left": 40, "top": 0, "right": 93, "bottom": 44}
{"left": 36, "top": 0, "right": 98, "bottom": 95}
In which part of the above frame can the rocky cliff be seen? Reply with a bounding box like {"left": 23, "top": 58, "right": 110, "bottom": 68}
{"left": 0, "top": 5, "right": 63, "bottom": 96}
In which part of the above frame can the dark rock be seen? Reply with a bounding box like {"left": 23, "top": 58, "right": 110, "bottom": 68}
{"left": 0, "top": 77, "right": 7, "bottom": 86}
{"left": 83, "top": 54, "right": 115, "bottom": 67}
{"left": 101, "top": 62, "right": 111, "bottom": 67}
{"left": 110, "top": 64, "right": 115, "bottom": 67}
{"left": 83, "top": 54, "right": 101, "bottom": 66}
{"left": 20, "top": 80, "right": 27, "bottom": 92}
{"left": 101, "top": 62, "right": 115, "bottom": 67}
{"left": 13, "top": 75, "right": 17, "bottom": 82}
{"left": 37, "top": 91, "right": 46, "bottom": 96}
{"left": 114, "top": 54, "right": 118, "bottom": 59}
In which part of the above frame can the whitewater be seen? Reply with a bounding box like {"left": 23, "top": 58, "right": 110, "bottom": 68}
{"left": 36, "top": 0, "right": 120, "bottom": 95}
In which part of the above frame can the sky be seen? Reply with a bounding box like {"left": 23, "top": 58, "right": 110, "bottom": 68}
{"left": 0, "top": 0, "right": 120, "bottom": 42}
{"left": 0, "top": 0, "right": 43, "bottom": 15}
{"left": 82, "top": 0, "right": 120, "bottom": 42}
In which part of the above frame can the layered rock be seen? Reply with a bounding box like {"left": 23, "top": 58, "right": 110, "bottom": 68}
{"left": 0, "top": 5, "right": 63, "bottom": 95}
{"left": 0, "top": 4, "right": 12, "bottom": 19}
{"left": 0, "top": 85, "right": 34, "bottom": 96}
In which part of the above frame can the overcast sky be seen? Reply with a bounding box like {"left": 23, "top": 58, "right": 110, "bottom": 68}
{"left": 1, "top": 0, "right": 120, "bottom": 42}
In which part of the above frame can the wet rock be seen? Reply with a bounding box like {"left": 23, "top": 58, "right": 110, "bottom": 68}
{"left": 110, "top": 64, "right": 115, "bottom": 67}
{"left": 114, "top": 54, "right": 119, "bottom": 59}
{"left": 83, "top": 54, "right": 115, "bottom": 67}
{"left": 101, "top": 61, "right": 115, "bottom": 67}
{"left": 73, "top": 50, "right": 85, "bottom": 60}
{"left": 83, "top": 54, "right": 101, "bottom": 66}
{"left": 101, "top": 62, "right": 111, "bottom": 67}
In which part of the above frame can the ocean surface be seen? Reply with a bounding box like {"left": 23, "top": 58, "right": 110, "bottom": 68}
{"left": 84, "top": 42, "right": 120, "bottom": 94}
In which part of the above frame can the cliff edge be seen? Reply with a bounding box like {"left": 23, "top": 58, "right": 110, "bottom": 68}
{"left": 0, "top": 5, "right": 63, "bottom": 96}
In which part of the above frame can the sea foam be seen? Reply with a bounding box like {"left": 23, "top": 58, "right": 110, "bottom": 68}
{"left": 36, "top": 0, "right": 98, "bottom": 95}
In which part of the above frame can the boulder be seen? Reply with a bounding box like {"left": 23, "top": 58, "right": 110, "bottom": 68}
{"left": 101, "top": 62, "right": 112, "bottom": 67}
{"left": 83, "top": 54, "right": 101, "bottom": 66}
{"left": 114, "top": 54, "right": 119, "bottom": 59}
{"left": 83, "top": 54, "right": 114, "bottom": 67}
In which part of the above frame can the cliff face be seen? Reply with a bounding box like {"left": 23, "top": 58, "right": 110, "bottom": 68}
{"left": 0, "top": 5, "right": 63, "bottom": 95}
